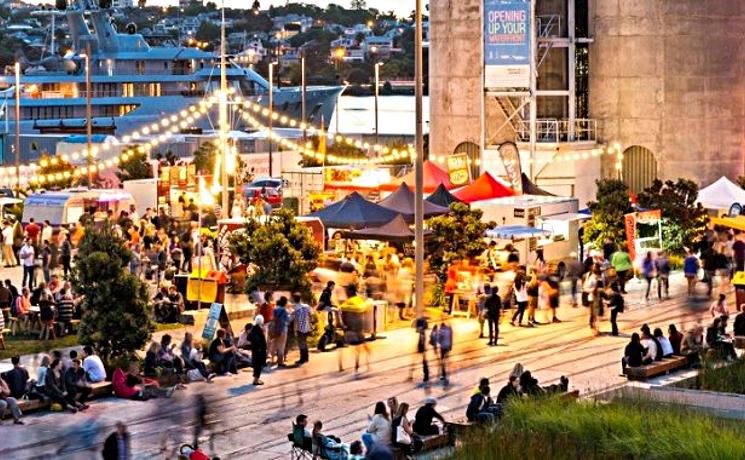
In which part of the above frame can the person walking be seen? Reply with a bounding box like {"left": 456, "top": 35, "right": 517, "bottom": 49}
{"left": 526, "top": 273, "right": 540, "bottom": 326}
{"left": 610, "top": 247, "right": 632, "bottom": 294}
{"left": 269, "top": 296, "right": 290, "bottom": 367}
{"left": 19, "top": 239, "right": 35, "bottom": 290}
{"left": 485, "top": 286, "right": 501, "bottom": 346}
{"left": 2, "top": 221, "right": 16, "bottom": 267}
{"left": 543, "top": 271, "right": 562, "bottom": 323}
{"left": 410, "top": 318, "right": 430, "bottom": 383}
{"left": 511, "top": 274, "right": 528, "bottom": 326}
{"left": 249, "top": 315, "right": 268, "bottom": 385}
{"left": 656, "top": 251, "right": 671, "bottom": 299}
{"left": 566, "top": 253, "right": 583, "bottom": 306}
{"left": 292, "top": 293, "right": 312, "bottom": 366}
{"left": 606, "top": 284, "right": 625, "bottom": 336}
{"left": 102, "top": 422, "right": 130, "bottom": 460}
{"left": 60, "top": 234, "right": 72, "bottom": 279}
{"left": 641, "top": 252, "right": 655, "bottom": 301}
{"left": 437, "top": 323, "right": 453, "bottom": 384}
{"left": 684, "top": 249, "right": 700, "bottom": 297}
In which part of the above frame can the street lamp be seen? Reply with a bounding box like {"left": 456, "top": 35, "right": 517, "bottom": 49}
{"left": 301, "top": 53, "right": 306, "bottom": 141}
{"left": 80, "top": 46, "right": 93, "bottom": 186}
{"left": 374, "top": 62, "right": 383, "bottom": 145}
{"left": 268, "top": 61, "right": 277, "bottom": 177}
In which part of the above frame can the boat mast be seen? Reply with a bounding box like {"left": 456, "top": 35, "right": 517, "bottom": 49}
{"left": 219, "top": 0, "right": 229, "bottom": 212}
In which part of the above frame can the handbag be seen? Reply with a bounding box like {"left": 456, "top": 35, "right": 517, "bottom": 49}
{"left": 396, "top": 425, "right": 412, "bottom": 445}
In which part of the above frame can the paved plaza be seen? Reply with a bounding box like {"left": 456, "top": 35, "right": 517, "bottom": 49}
{"left": 0, "top": 269, "right": 719, "bottom": 459}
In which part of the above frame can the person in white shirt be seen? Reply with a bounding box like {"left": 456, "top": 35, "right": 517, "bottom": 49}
{"left": 2, "top": 222, "right": 16, "bottom": 267}
{"left": 41, "top": 221, "right": 53, "bottom": 248}
{"left": 82, "top": 346, "right": 107, "bottom": 383}
{"left": 362, "top": 401, "right": 392, "bottom": 450}
{"left": 654, "top": 328, "right": 674, "bottom": 357}
{"left": 640, "top": 334, "right": 658, "bottom": 363}
{"left": 19, "top": 240, "right": 35, "bottom": 290}
{"left": 709, "top": 293, "right": 729, "bottom": 318}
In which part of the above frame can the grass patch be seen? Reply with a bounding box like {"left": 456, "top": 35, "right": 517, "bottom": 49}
{"left": 450, "top": 396, "right": 745, "bottom": 460}
{"left": 154, "top": 322, "right": 187, "bottom": 333}
{"left": 0, "top": 334, "right": 81, "bottom": 360}
{"left": 696, "top": 357, "right": 745, "bottom": 395}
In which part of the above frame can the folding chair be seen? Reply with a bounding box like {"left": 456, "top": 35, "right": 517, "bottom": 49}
{"left": 288, "top": 424, "right": 313, "bottom": 460}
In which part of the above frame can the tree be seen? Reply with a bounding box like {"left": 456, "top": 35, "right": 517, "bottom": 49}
{"left": 251, "top": 0, "right": 260, "bottom": 11}
{"left": 636, "top": 178, "right": 707, "bottom": 254}
{"left": 426, "top": 202, "right": 492, "bottom": 281}
{"left": 228, "top": 208, "right": 321, "bottom": 301}
{"left": 583, "top": 178, "right": 630, "bottom": 249}
{"left": 196, "top": 21, "right": 220, "bottom": 43}
{"left": 137, "top": 0, "right": 145, "bottom": 7}
{"left": 116, "top": 150, "right": 153, "bottom": 182}
{"left": 193, "top": 142, "right": 217, "bottom": 175}
{"left": 36, "top": 153, "right": 75, "bottom": 189}
{"left": 351, "top": 0, "right": 367, "bottom": 10}
{"left": 73, "top": 223, "right": 154, "bottom": 365}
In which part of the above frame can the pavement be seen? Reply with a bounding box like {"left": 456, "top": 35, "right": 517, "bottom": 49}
{"left": 0, "top": 268, "right": 730, "bottom": 459}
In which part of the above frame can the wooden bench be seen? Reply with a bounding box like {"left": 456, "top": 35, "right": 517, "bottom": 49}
{"left": 623, "top": 355, "right": 689, "bottom": 380}
{"left": 734, "top": 336, "right": 745, "bottom": 349}
{"left": 2, "top": 382, "right": 113, "bottom": 419}
{"left": 390, "top": 432, "right": 453, "bottom": 460}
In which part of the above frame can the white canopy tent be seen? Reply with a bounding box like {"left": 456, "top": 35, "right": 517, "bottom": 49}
{"left": 696, "top": 177, "right": 745, "bottom": 210}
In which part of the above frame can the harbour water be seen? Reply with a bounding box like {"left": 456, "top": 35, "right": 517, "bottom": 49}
{"left": 329, "top": 95, "right": 430, "bottom": 137}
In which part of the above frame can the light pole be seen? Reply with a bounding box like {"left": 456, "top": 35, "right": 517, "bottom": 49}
{"left": 301, "top": 53, "right": 306, "bottom": 142}
{"left": 374, "top": 62, "right": 383, "bottom": 146}
{"left": 219, "top": 0, "right": 229, "bottom": 213}
{"left": 14, "top": 62, "right": 20, "bottom": 189}
{"left": 414, "top": 0, "right": 424, "bottom": 319}
{"left": 82, "top": 45, "right": 92, "bottom": 186}
{"left": 268, "top": 61, "right": 276, "bottom": 177}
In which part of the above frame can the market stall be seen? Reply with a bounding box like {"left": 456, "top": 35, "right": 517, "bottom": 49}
{"left": 22, "top": 189, "right": 135, "bottom": 226}
{"left": 426, "top": 183, "right": 462, "bottom": 208}
{"left": 451, "top": 172, "right": 516, "bottom": 203}
{"left": 696, "top": 176, "right": 745, "bottom": 214}
{"left": 377, "top": 183, "right": 450, "bottom": 222}
{"left": 307, "top": 192, "right": 401, "bottom": 230}
{"left": 379, "top": 160, "right": 454, "bottom": 193}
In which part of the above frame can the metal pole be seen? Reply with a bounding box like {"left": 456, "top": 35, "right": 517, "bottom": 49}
{"left": 528, "top": 0, "right": 537, "bottom": 180}
{"left": 219, "top": 1, "right": 229, "bottom": 213}
{"left": 85, "top": 45, "right": 92, "bottom": 186}
{"left": 414, "top": 0, "right": 424, "bottom": 319}
{"left": 301, "top": 55, "right": 306, "bottom": 142}
{"left": 374, "top": 63, "right": 380, "bottom": 146}
{"left": 268, "top": 62, "right": 274, "bottom": 177}
{"left": 14, "top": 62, "right": 20, "bottom": 190}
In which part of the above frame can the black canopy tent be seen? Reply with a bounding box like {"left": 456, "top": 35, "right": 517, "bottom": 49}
{"left": 306, "top": 191, "right": 401, "bottom": 229}
{"left": 521, "top": 173, "right": 555, "bottom": 196}
{"left": 377, "top": 182, "right": 450, "bottom": 222}
{"left": 425, "top": 183, "right": 463, "bottom": 208}
{"left": 341, "top": 214, "right": 431, "bottom": 242}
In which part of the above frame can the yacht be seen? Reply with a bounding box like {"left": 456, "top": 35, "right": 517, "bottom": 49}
{"left": 0, "top": 1, "right": 343, "bottom": 160}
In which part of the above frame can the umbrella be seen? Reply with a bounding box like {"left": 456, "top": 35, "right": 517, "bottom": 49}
{"left": 306, "top": 191, "right": 401, "bottom": 229}
{"left": 378, "top": 182, "right": 450, "bottom": 222}
{"left": 379, "top": 160, "right": 454, "bottom": 193}
{"left": 426, "top": 183, "right": 463, "bottom": 208}
{"left": 342, "top": 214, "right": 431, "bottom": 242}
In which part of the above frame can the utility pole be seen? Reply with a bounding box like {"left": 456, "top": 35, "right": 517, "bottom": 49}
{"left": 219, "top": 0, "right": 229, "bottom": 212}
{"left": 14, "top": 62, "right": 20, "bottom": 189}
{"left": 268, "top": 62, "right": 275, "bottom": 176}
{"left": 85, "top": 44, "right": 92, "bottom": 186}
{"left": 301, "top": 54, "right": 306, "bottom": 142}
{"left": 414, "top": 0, "right": 424, "bottom": 319}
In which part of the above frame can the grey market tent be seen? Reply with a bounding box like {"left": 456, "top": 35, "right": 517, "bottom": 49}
{"left": 378, "top": 182, "right": 450, "bottom": 222}
{"left": 306, "top": 191, "right": 401, "bottom": 229}
{"left": 521, "top": 173, "right": 555, "bottom": 196}
{"left": 426, "top": 183, "right": 463, "bottom": 208}
{"left": 342, "top": 214, "right": 431, "bottom": 242}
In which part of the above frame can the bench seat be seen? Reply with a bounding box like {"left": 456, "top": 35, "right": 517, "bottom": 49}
{"left": 3, "top": 382, "right": 113, "bottom": 419}
{"left": 624, "top": 355, "right": 689, "bottom": 380}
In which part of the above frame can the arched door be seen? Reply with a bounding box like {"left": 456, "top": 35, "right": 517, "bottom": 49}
{"left": 453, "top": 141, "right": 480, "bottom": 180}
{"left": 622, "top": 145, "right": 657, "bottom": 193}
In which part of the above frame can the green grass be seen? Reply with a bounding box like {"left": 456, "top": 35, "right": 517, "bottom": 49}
{"left": 154, "top": 322, "right": 187, "bottom": 333}
{"left": 696, "top": 357, "right": 745, "bottom": 395}
{"left": 450, "top": 396, "right": 745, "bottom": 460}
{"left": 0, "top": 334, "right": 81, "bottom": 360}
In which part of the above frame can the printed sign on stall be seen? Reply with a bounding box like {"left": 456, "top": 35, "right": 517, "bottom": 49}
{"left": 202, "top": 303, "right": 225, "bottom": 341}
{"left": 447, "top": 153, "right": 471, "bottom": 186}
{"left": 484, "top": 0, "right": 532, "bottom": 88}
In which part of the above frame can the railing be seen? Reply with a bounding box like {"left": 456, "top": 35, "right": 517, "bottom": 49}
{"left": 516, "top": 118, "right": 597, "bottom": 143}
{"left": 537, "top": 15, "right": 562, "bottom": 38}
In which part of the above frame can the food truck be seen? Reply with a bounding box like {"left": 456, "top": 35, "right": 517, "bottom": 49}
{"left": 23, "top": 189, "right": 136, "bottom": 226}
{"left": 474, "top": 195, "right": 588, "bottom": 275}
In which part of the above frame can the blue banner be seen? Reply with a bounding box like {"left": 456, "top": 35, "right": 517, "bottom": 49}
{"left": 201, "top": 302, "right": 223, "bottom": 341}
{"left": 484, "top": 0, "right": 531, "bottom": 88}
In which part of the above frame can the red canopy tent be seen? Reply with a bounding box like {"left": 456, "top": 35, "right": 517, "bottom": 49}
{"left": 451, "top": 172, "right": 517, "bottom": 203}
{"left": 379, "top": 160, "right": 454, "bottom": 193}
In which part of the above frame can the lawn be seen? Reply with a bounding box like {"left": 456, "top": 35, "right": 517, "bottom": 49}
{"left": 450, "top": 396, "right": 745, "bottom": 460}
{"left": 0, "top": 334, "right": 81, "bottom": 360}
{"left": 696, "top": 356, "right": 745, "bottom": 395}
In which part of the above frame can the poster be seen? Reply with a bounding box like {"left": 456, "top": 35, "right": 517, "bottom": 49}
{"left": 498, "top": 141, "right": 523, "bottom": 194}
{"left": 201, "top": 302, "right": 224, "bottom": 341}
{"left": 484, "top": 0, "right": 531, "bottom": 88}
{"left": 446, "top": 153, "right": 471, "bottom": 186}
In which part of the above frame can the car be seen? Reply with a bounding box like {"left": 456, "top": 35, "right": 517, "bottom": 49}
{"left": 242, "top": 178, "right": 284, "bottom": 208}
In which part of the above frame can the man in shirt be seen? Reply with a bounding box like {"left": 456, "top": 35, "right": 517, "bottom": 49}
{"left": 19, "top": 239, "right": 35, "bottom": 290}
{"left": 2, "top": 355, "right": 29, "bottom": 399}
{"left": 412, "top": 397, "right": 445, "bottom": 436}
{"left": 82, "top": 346, "right": 107, "bottom": 383}
{"left": 292, "top": 293, "right": 312, "bottom": 365}
{"left": 269, "top": 296, "right": 290, "bottom": 367}
{"left": 102, "top": 422, "right": 130, "bottom": 460}
{"left": 496, "top": 375, "right": 519, "bottom": 404}
{"left": 0, "top": 374, "right": 23, "bottom": 424}
{"left": 25, "top": 218, "right": 40, "bottom": 245}
{"left": 484, "top": 287, "right": 501, "bottom": 346}
{"left": 41, "top": 220, "right": 53, "bottom": 249}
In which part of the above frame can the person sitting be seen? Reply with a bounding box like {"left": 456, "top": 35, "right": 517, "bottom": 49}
{"left": 63, "top": 359, "right": 91, "bottom": 410}
{"left": 112, "top": 364, "right": 173, "bottom": 401}
{"left": 412, "top": 397, "right": 445, "bottom": 436}
{"left": 519, "top": 371, "right": 570, "bottom": 396}
{"left": 706, "top": 317, "right": 737, "bottom": 360}
{"left": 0, "top": 372, "right": 24, "bottom": 424}
{"left": 143, "top": 341, "right": 162, "bottom": 377}
{"left": 209, "top": 329, "right": 238, "bottom": 375}
{"left": 2, "top": 356, "right": 29, "bottom": 399}
{"left": 640, "top": 326, "right": 661, "bottom": 362}
{"left": 623, "top": 333, "right": 648, "bottom": 372}
{"left": 288, "top": 414, "right": 312, "bottom": 452}
{"left": 362, "top": 401, "right": 392, "bottom": 450}
{"left": 466, "top": 378, "right": 502, "bottom": 423}
{"left": 152, "top": 287, "right": 170, "bottom": 322}
{"left": 668, "top": 324, "right": 684, "bottom": 355}
{"left": 682, "top": 325, "right": 705, "bottom": 357}
{"left": 391, "top": 403, "right": 422, "bottom": 454}
{"left": 653, "top": 328, "right": 674, "bottom": 358}
{"left": 496, "top": 375, "right": 520, "bottom": 404}
{"left": 236, "top": 323, "right": 253, "bottom": 350}
{"left": 311, "top": 420, "right": 349, "bottom": 460}
{"left": 158, "top": 334, "right": 184, "bottom": 374}
{"left": 82, "top": 346, "right": 107, "bottom": 383}
{"left": 44, "top": 358, "right": 86, "bottom": 412}
{"left": 55, "top": 288, "right": 75, "bottom": 335}
{"left": 734, "top": 303, "right": 745, "bottom": 336}
{"left": 181, "top": 332, "right": 214, "bottom": 382}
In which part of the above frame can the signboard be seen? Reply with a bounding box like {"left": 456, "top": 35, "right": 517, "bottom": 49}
{"left": 484, "top": 0, "right": 532, "bottom": 88}
{"left": 446, "top": 153, "right": 471, "bottom": 186}
{"left": 498, "top": 142, "right": 523, "bottom": 194}
{"left": 201, "top": 302, "right": 225, "bottom": 341}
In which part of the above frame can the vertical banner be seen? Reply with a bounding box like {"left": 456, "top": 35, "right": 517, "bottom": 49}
{"left": 484, "top": 0, "right": 531, "bottom": 88}
{"left": 624, "top": 213, "right": 636, "bottom": 261}
{"left": 446, "top": 153, "right": 471, "bottom": 186}
{"left": 201, "top": 302, "right": 224, "bottom": 341}
{"left": 497, "top": 141, "right": 523, "bottom": 194}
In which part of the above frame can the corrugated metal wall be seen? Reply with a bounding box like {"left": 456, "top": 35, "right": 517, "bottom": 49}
{"left": 622, "top": 145, "right": 657, "bottom": 193}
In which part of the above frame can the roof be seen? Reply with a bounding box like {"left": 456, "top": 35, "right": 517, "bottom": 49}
{"left": 380, "top": 160, "right": 453, "bottom": 193}
{"left": 426, "top": 183, "right": 462, "bottom": 208}
{"left": 521, "top": 173, "right": 555, "bottom": 196}
{"left": 378, "top": 182, "right": 450, "bottom": 223}
{"left": 306, "top": 191, "right": 401, "bottom": 230}
{"left": 342, "top": 214, "right": 430, "bottom": 242}
{"left": 697, "top": 176, "right": 745, "bottom": 210}
{"left": 451, "top": 172, "right": 516, "bottom": 203}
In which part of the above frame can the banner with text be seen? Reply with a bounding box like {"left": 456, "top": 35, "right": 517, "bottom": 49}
{"left": 484, "top": 0, "right": 531, "bottom": 88}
